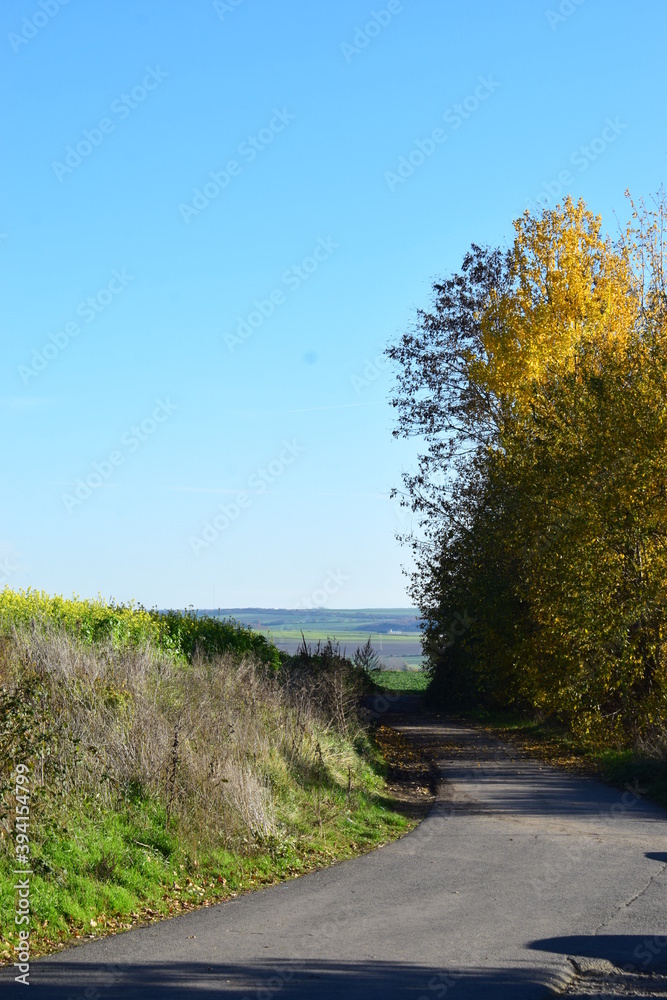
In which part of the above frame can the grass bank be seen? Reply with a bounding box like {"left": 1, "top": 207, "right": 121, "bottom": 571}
{"left": 0, "top": 593, "right": 419, "bottom": 963}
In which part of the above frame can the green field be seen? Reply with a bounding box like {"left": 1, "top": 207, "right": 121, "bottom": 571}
{"left": 206, "top": 608, "right": 421, "bottom": 634}
{"left": 203, "top": 609, "right": 425, "bottom": 671}
{"left": 375, "top": 670, "right": 430, "bottom": 692}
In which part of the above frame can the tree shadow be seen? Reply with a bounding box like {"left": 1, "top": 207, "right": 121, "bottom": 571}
{"left": 530, "top": 933, "right": 667, "bottom": 972}
{"left": 6, "top": 957, "right": 563, "bottom": 999}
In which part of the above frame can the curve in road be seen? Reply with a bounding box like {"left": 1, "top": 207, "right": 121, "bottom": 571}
{"left": 4, "top": 709, "right": 666, "bottom": 999}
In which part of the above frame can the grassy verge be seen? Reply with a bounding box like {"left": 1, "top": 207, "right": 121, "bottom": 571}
{"left": 0, "top": 731, "right": 415, "bottom": 964}
{"left": 0, "top": 595, "right": 421, "bottom": 964}
{"left": 454, "top": 707, "right": 667, "bottom": 810}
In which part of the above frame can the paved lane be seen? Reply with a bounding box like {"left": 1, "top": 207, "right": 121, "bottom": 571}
{"left": 4, "top": 714, "right": 666, "bottom": 999}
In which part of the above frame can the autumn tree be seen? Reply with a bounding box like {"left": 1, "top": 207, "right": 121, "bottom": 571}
{"left": 388, "top": 192, "right": 667, "bottom": 745}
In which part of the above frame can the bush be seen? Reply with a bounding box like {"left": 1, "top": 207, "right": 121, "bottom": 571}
{"left": 0, "top": 588, "right": 280, "bottom": 669}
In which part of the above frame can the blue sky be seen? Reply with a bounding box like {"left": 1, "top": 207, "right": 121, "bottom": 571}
{"left": 1, "top": 0, "right": 665, "bottom": 610}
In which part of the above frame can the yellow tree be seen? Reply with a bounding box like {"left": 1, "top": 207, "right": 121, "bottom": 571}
{"left": 389, "top": 191, "right": 667, "bottom": 744}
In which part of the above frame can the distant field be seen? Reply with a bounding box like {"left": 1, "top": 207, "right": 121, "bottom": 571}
{"left": 205, "top": 609, "right": 425, "bottom": 671}
{"left": 375, "top": 670, "right": 430, "bottom": 692}
{"left": 267, "top": 627, "right": 420, "bottom": 654}
{"left": 205, "top": 608, "right": 421, "bottom": 633}
{"left": 264, "top": 632, "right": 423, "bottom": 670}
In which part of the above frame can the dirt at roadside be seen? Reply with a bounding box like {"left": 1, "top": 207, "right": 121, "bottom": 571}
{"left": 372, "top": 720, "right": 438, "bottom": 821}
{"left": 561, "top": 967, "right": 667, "bottom": 997}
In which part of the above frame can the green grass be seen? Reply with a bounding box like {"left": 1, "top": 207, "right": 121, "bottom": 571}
{"left": 375, "top": 670, "right": 430, "bottom": 693}
{"left": 0, "top": 729, "right": 416, "bottom": 963}
{"left": 0, "top": 593, "right": 420, "bottom": 963}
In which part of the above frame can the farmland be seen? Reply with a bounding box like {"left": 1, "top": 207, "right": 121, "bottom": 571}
{"left": 205, "top": 608, "right": 425, "bottom": 670}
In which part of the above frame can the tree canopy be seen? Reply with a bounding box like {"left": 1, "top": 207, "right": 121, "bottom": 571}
{"left": 388, "top": 192, "right": 667, "bottom": 746}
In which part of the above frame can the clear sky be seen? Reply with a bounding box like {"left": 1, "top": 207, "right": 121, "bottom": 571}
{"left": 1, "top": 0, "right": 665, "bottom": 610}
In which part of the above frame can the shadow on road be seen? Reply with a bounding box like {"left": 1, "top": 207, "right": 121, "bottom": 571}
{"left": 530, "top": 933, "right": 667, "bottom": 972}
{"left": 383, "top": 713, "right": 667, "bottom": 823}
{"left": 18, "top": 957, "right": 559, "bottom": 999}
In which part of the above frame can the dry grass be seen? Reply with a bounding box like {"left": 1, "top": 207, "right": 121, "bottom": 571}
{"left": 0, "top": 626, "right": 365, "bottom": 849}
{"left": 0, "top": 623, "right": 421, "bottom": 962}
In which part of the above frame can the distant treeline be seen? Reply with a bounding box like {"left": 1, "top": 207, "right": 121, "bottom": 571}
{"left": 207, "top": 608, "right": 422, "bottom": 634}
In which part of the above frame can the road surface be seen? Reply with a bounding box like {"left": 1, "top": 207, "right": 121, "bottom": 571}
{"left": 4, "top": 707, "right": 666, "bottom": 998}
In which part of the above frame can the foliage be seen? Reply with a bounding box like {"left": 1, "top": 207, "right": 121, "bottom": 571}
{"left": 353, "top": 636, "right": 382, "bottom": 675}
{"left": 279, "top": 637, "right": 373, "bottom": 732}
{"left": 0, "top": 588, "right": 280, "bottom": 669}
{"left": 388, "top": 191, "right": 667, "bottom": 746}
{"left": 373, "top": 670, "right": 430, "bottom": 694}
{"left": 0, "top": 624, "right": 414, "bottom": 962}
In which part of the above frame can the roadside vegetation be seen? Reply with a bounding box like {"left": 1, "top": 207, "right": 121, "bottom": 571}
{"left": 0, "top": 588, "right": 279, "bottom": 667}
{"left": 0, "top": 592, "right": 417, "bottom": 962}
{"left": 388, "top": 192, "right": 667, "bottom": 775}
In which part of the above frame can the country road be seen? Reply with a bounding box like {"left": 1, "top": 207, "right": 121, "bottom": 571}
{"left": 4, "top": 704, "right": 667, "bottom": 999}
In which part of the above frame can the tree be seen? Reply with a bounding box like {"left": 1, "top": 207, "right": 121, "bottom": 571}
{"left": 353, "top": 636, "right": 381, "bottom": 675}
{"left": 388, "top": 192, "right": 667, "bottom": 745}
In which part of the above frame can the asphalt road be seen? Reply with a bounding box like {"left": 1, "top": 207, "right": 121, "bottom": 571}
{"left": 4, "top": 708, "right": 667, "bottom": 999}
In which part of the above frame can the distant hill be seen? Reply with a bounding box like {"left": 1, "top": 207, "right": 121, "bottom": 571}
{"left": 198, "top": 608, "right": 422, "bottom": 634}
